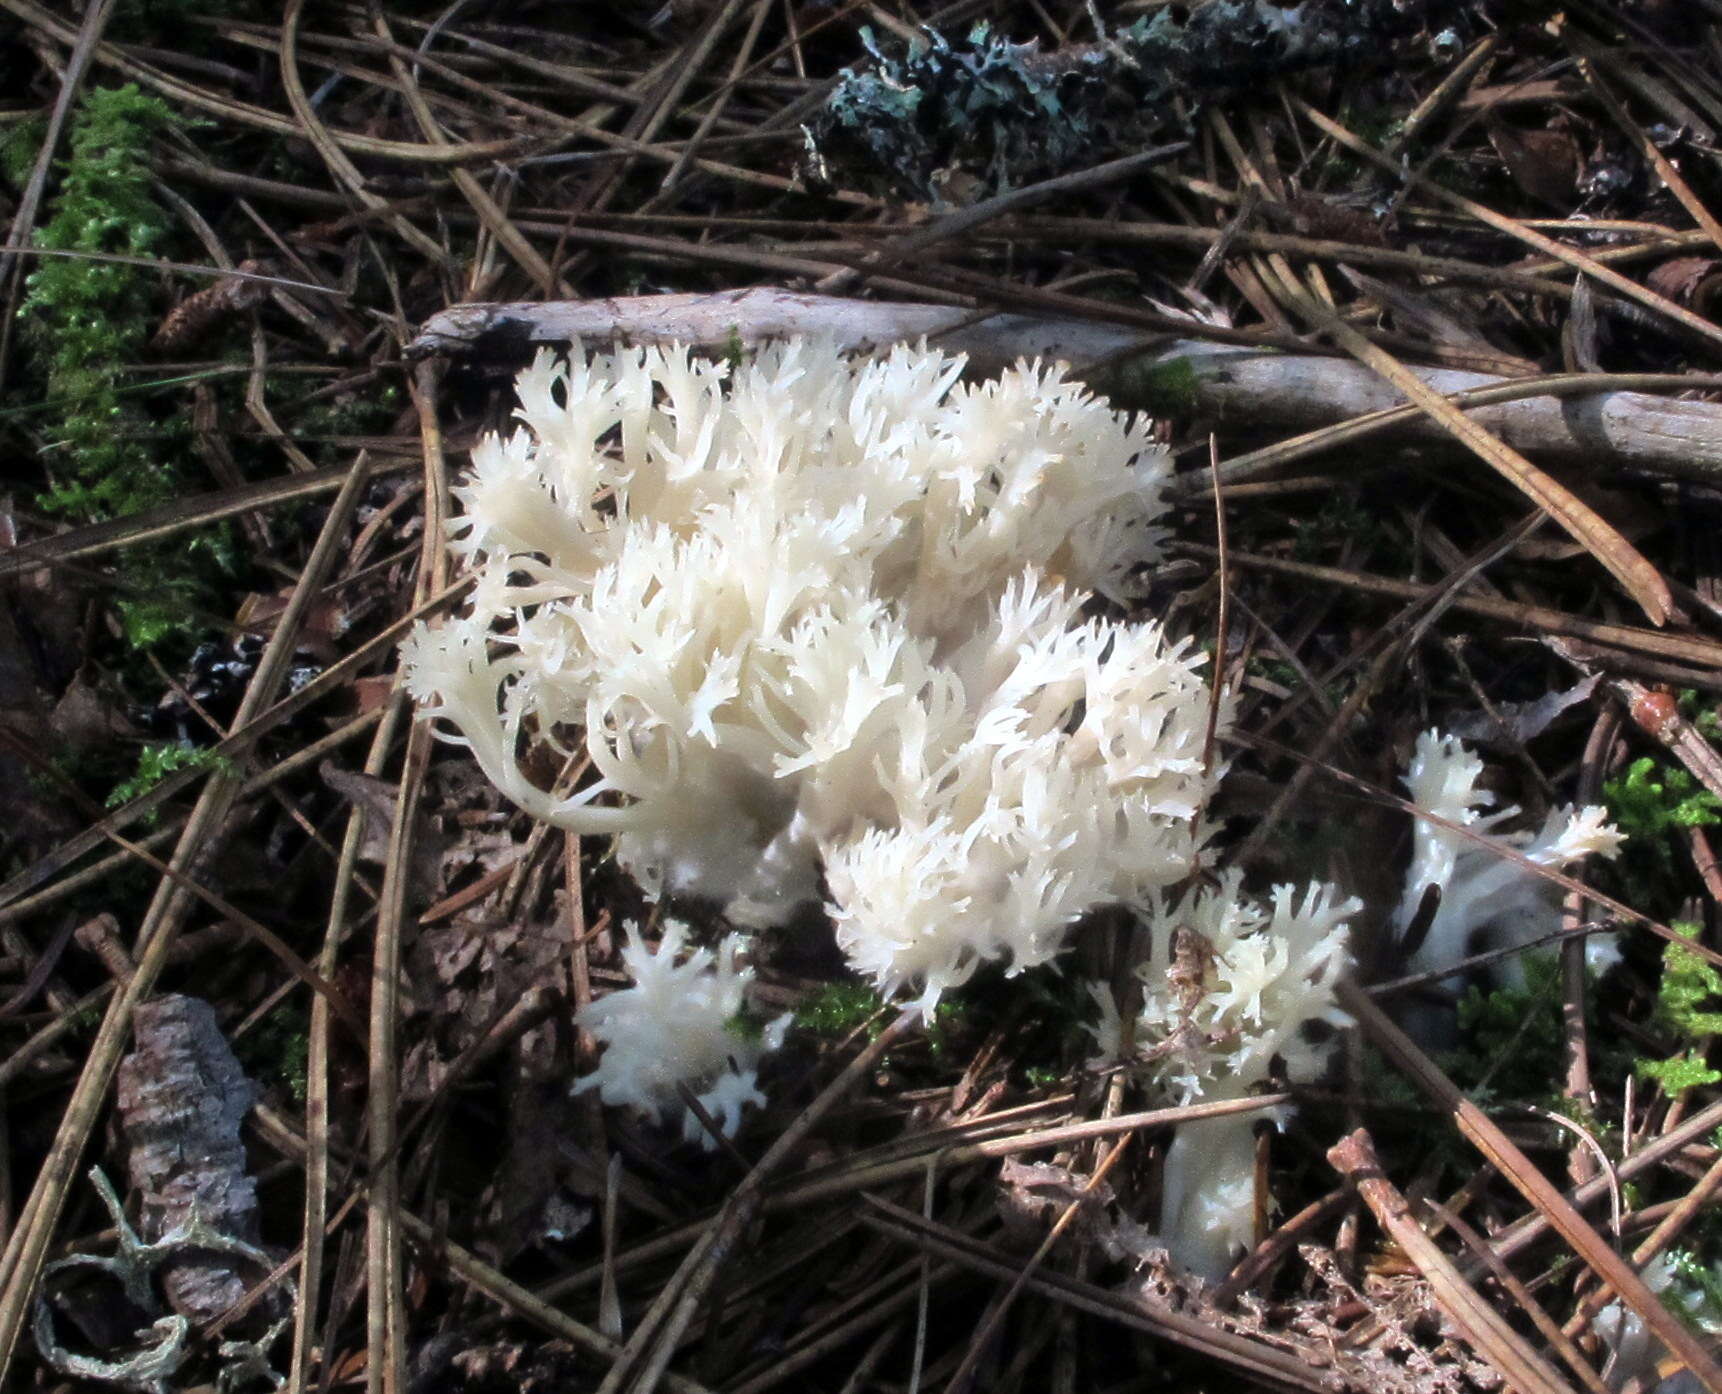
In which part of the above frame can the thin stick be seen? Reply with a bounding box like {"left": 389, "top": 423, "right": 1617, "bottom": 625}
{"left": 1176, "top": 544, "right": 1722, "bottom": 674}
{"left": 1199, "top": 432, "right": 1232, "bottom": 820}
{"left": 289, "top": 691, "right": 410, "bottom": 1394}
{"left": 1328, "top": 1130, "right": 1578, "bottom": 1394}
{"left": 946, "top": 1134, "right": 1133, "bottom": 1394}
{"left": 596, "top": 1009, "right": 920, "bottom": 1394}
{"left": 1340, "top": 984, "right": 1722, "bottom": 1391}
{"left": 363, "top": 360, "right": 450, "bottom": 1394}
{"left": 858, "top": 1195, "right": 1331, "bottom": 1392}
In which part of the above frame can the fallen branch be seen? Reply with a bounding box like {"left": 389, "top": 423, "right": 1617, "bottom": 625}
{"left": 410, "top": 289, "right": 1722, "bottom": 484}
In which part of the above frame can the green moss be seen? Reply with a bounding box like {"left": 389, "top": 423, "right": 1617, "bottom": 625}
{"left": 13, "top": 86, "right": 238, "bottom": 651}
{"left": 0, "top": 113, "right": 46, "bottom": 188}
{"left": 106, "top": 741, "right": 235, "bottom": 811}
{"left": 725, "top": 1010, "right": 765, "bottom": 1044}
{"left": 1602, "top": 757, "right": 1722, "bottom": 914}
{"left": 1607, "top": 758, "right": 1722, "bottom": 839}
{"left": 1293, "top": 490, "right": 1372, "bottom": 562}
{"left": 286, "top": 382, "right": 402, "bottom": 468}
{"left": 1654, "top": 922, "right": 1722, "bottom": 1036}
{"left": 924, "top": 996, "right": 968, "bottom": 1059}
{"left": 1120, "top": 354, "right": 1201, "bottom": 418}
{"left": 22, "top": 85, "right": 181, "bottom": 521}
{"left": 1642, "top": 1051, "right": 1720, "bottom": 1094}
{"left": 237, "top": 1000, "right": 311, "bottom": 1104}
{"left": 1638, "top": 921, "right": 1722, "bottom": 1095}
{"left": 65, "top": 1003, "right": 103, "bottom": 1038}
{"left": 722, "top": 325, "right": 747, "bottom": 371}
{"left": 795, "top": 979, "right": 887, "bottom": 1036}
{"left": 1442, "top": 954, "right": 1566, "bottom": 1105}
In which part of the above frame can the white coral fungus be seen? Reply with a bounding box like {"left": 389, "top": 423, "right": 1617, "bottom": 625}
{"left": 1395, "top": 728, "right": 1626, "bottom": 988}
{"left": 573, "top": 922, "right": 785, "bottom": 1145}
{"left": 401, "top": 338, "right": 1216, "bottom": 1010}
{"left": 1100, "top": 871, "right": 1357, "bottom": 1279}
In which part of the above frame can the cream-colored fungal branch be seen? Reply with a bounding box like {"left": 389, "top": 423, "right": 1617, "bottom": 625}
{"left": 1091, "top": 730, "right": 1624, "bottom": 1280}
{"left": 572, "top": 923, "right": 787, "bottom": 1146}
{"left": 1093, "top": 872, "right": 1358, "bottom": 1279}
{"left": 1396, "top": 728, "right": 1626, "bottom": 992}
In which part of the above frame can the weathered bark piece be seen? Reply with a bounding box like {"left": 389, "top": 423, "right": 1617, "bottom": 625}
{"left": 115, "top": 994, "right": 261, "bottom": 1323}
{"left": 409, "top": 290, "right": 1722, "bottom": 484}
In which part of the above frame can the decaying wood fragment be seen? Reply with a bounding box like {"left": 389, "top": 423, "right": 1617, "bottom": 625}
{"left": 409, "top": 290, "right": 1722, "bottom": 484}
{"left": 115, "top": 994, "right": 263, "bottom": 1324}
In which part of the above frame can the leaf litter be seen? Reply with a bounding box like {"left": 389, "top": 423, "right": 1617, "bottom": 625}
{"left": 2, "top": 1, "right": 1722, "bottom": 1391}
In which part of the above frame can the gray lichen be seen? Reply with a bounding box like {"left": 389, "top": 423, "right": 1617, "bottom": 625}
{"left": 32, "top": 1168, "right": 292, "bottom": 1393}
{"left": 803, "top": 0, "right": 1475, "bottom": 203}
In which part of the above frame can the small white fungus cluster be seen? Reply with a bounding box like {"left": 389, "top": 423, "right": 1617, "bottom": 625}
{"left": 1091, "top": 731, "right": 1622, "bottom": 1278}
{"left": 1396, "top": 728, "right": 1626, "bottom": 989}
{"left": 573, "top": 922, "right": 787, "bottom": 1146}
{"left": 1091, "top": 871, "right": 1358, "bottom": 1278}
{"left": 401, "top": 338, "right": 1216, "bottom": 1014}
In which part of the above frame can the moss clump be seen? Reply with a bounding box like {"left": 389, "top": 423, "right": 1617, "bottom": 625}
{"left": 0, "top": 113, "right": 46, "bottom": 188}
{"left": 1442, "top": 954, "right": 1567, "bottom": 1105}
{"left": 1606, "top": 757, "right": 1722, "bottom": 843}
{"left": 22, "top": 85, "right": 180, "bottom": 521}
{"left": 237, "top": 1000, "right": 311, "bottom": 1104}
{"left": 1678, "top": 690, "right": 1722, "bottom": 742}
{"left": 1123, "top": 355, "right": 1201, "bottom": 418}
{"left": 16, "top": 85, "right": 238, "bottom": 652}
{"left": 1601, "top": 757, "right": 1722, "bottom": 914}
{"left": 105, "top": 741, "right": 236, "bottom": 812}
{"left": 1639, "top": 921, "right": 1722, "bottom": 1095}
{"left": 795, "top": 980, "right": 886, "bottom": 1036}
{"left": 1293, "top": 490, "right": 1372, "bottom": 562}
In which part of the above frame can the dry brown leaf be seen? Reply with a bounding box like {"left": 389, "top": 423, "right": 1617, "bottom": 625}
{"left": 1486, "top": 118, "right": 1583, "bottom": 210}
{"left": 1280, "top": 191, "right": 1385, "bottom": 246}
{"left": 1646, "top": 256, "right": 1718, "bottom": 302}
{"left": 321, "top": 761, "right": 447, "bottom": 900}
{"left": 996, "top": 1157, "right": 1115, "bottom": 1248}
{"left": 1645, "top": 256, "right": 1722, "bottom": 320}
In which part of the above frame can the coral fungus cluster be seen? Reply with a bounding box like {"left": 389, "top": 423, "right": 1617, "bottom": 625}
{"left": 401, "top": 339, "right": 1213, "bottom": 1010}
{"left": 403, "top": 340, "right": 1621, "bottom": 1274}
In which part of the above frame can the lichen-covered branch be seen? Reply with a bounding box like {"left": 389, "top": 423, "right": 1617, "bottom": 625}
{"left": 803, "top": 1, "right": 1480, "bottom": 201}
{"left": 115, "top": 995, "right": 265, "bottom": 1323}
